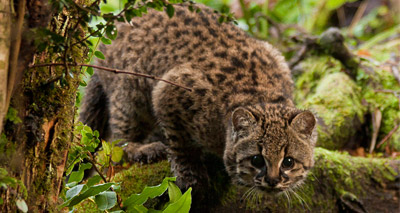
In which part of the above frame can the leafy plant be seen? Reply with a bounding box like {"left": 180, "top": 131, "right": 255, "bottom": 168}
{"left": 123, "top": 177, "right": 192, "bottom": 212}
{"left": 62, "top": 123, "right": 191, "bottom": 212}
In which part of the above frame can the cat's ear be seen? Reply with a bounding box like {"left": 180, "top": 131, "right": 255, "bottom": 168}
{"left": 231, "top": 107, "right": 256, "bottom": 135}
{"left": 290, "top": 111, "right": 316, "bottom": 136}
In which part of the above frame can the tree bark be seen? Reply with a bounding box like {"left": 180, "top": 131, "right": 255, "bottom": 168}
{"left": 0, "top": 0, "right": 12, "bottom": 134}
{"left": 0, "top": 0, "right": 84, "bottom": 212}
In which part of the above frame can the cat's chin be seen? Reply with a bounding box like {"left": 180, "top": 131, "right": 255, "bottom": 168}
{"left": 255, "top": 185, "right": 287, "bottom": 193}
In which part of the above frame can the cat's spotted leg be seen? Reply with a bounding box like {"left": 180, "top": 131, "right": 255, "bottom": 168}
{"left": 152, "top": 65, "right": 212, "bottom": 210}
{"left": 108, "top": 74, "right": 168, "bottom": 163}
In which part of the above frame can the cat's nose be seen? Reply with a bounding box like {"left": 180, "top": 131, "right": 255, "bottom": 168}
{"left": 265, "top": 177, "right": 279, "bottom": 187}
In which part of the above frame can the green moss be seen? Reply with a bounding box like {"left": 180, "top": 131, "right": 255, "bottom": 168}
{"left": 294, "top": 56, "right": 367, "bottom": 149}
{"left": 304, "top": 72, "right": 365, "bottom": 149}
{"left": 114, "top": 161, "right": 173, "bottom": 200}
{"left": 294, "top": 56, "right": 342, "bottom": 105}
{"left": 360, "top": 66, "right": 400, "bottom": 151}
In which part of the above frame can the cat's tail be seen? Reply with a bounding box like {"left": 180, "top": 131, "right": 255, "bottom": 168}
{"left": 79, "top": 73, "right": 110, "bottom": 139}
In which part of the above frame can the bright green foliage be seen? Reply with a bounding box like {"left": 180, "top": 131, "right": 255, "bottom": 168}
{"left": 96, "top": 139, "right": 124, "bottom": 167}
{"left": 63, "top": 123, "right": 191, "bottom": 212}
{"left": 67, "top": 163, "right": 93, "bottom": 186}
{"left": 95, "top": 191, "right": 118, "bottom": 211}
{"left": 124, "top": 177, "right": 174, "bottom": 207}
{"left": 123, "top": 177, "right": 191, "bottom": 213}
{"left": 162, "top": 188, "right": 192, "bottom": 213}
{"left": 66, "top": 122, "right": 101, "bottom": 176}
{"left": 5, "top": 107, "right": 22, "bottom": 124}
{"left": 61, "top": 182, "right": 115, "bottom": 208}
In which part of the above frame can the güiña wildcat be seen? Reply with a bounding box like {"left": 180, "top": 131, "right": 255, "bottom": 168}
{"left": 80, "top": 2, "right": 317, "bottom": 210}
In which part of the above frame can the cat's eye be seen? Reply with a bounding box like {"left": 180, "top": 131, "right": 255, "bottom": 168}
{"left": 281, "top": 157, "right": 294, "bottom": 169}
{"left": 251, "top": 155, "right": 264, "bottom": 168}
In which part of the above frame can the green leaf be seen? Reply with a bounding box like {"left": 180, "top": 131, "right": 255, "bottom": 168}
{"left": 80, "top": 163, "right": 92, "bottom": 170}
{"left": 101, "top": 37, "right": 112, "bottom": 45}
{"left": 326, "top": 0, "right": 355, "bottom": 9}
{"left": 6, "top": 107, "right": 22, "bottom": 124}
{"left": 111, "top": 146, "right": 124, "bottom": 163}
{"left": 66, "top": 184, "right": 85, "bottom": 200}
{"left": 68, "top": 171, "right": 84, "bottom": 184}
{"left": 94, "top": 51, "right": 105, "bottom": 60}
{"left": 68, "top": 163, "right": 92, "bottom": 184}
{"left": 218, "top": 15, "right": 225, "bottom": 24}
{"left": 86, "top": 67, "right": 94, "bottom": 76}
{"left": 128, "top": 204, "right": 148, "bottom": 213}
{"left": 86, "top": 175, "right": 102, "bottom": 187}
{"left": 79, "top": 80, "right": 87, "bottom": 87}
{"left": 95, "top": 191, "right": 117, "bottom": 210}
{"left": 102, "top": 140, "right": 111, "bottom": 155}
{"left": 166, "top": 4, "right": 175, "bottom": 18}
{"left": 125, "top": 9, "right": 136, "bottom": 21}
{"left": 15, "top": 199, "right": 28, "bottom": 213}
{"left": 123, "top": 177, "right": 176, "bottom": 208}
{"left": 106, "top": 25, "right": 118, "bottom": 40}
{"left": 167, "top": 181, "right": 182, "bottom": 203}
{"left": 162, "top": 188, "right": 191, "bottom": 213}
{"left": 94, "top": 130, "right": 99, "bottom": 138}
{"left": 61, "top": 183, "right": 113, "bottom": 207}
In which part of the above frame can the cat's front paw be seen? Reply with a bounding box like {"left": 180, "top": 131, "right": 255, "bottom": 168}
{"left": 124, "top": 141, "right": 168, "bottom": 163}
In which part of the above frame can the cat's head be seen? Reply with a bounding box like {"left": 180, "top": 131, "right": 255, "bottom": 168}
{"left": 224, "top": 104, "right": 317, "bottom": 192}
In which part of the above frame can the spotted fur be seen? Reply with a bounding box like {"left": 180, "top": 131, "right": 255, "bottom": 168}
{"left": 80, "top": 2, "right": 317, "bottom": 204}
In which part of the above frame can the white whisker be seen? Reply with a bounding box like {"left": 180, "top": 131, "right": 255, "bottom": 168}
{"left": 283, "top": 190, "right": 292, "bottom": 212}
{"left": 290, "top": 188, "right": 310, "bottom": 211}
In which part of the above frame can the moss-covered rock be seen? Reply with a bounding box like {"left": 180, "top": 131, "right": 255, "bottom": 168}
{"left": 306, "top": 72, "right": 365, "bottom": 149}
{"left": 359, "top": 66, "right": 400, "bottom": 152}
{"left": 295, "top": 57, "right": 366, "bottom": 149}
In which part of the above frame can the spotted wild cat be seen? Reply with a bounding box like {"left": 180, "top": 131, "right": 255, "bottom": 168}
{"left": 80, "top": 2, "right": 317, "bottom": 209}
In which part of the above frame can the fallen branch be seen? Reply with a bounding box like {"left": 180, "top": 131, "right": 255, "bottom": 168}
{"left": 29, "top": 63, "right": 193, "bottom": 92}
{"left": 289, "top": 28, "right": 359, "bottom": 79}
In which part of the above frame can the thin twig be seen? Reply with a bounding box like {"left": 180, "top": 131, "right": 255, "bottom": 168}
{"left": 29, "top": 63, "right": 193, "bottom": 91}
{"left": 369, "top": 108, "right": 382, "bottom": 154}
{"left": 86, "top": 151, "right": 123, "bottom": 208}
{"left": 377, "top": 123, "right": 400, "bottom": 148}
{"left": 70, "top": 27, "right": 103, "bottom": 47}
{"left": 374, "top": 89, "right": 400, "bottom": 95}
{"left": 348, "top": 0, "right": 368, "bottom": 36}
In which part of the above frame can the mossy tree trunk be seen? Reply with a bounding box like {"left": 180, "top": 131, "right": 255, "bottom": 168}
{"left": 0, "top": 0, "right": 85, "bottom": 211}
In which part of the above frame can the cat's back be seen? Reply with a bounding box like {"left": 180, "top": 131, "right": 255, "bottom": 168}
{"left": 99, "top": 3, "right": 253, "bottom": 74}
{"left": 98, "top": 3, "right": 293, "bottom": 106}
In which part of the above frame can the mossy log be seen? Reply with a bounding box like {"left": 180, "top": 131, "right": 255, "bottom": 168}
{"left": 113, "top": 148, "right": 400, "bottom": 212}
